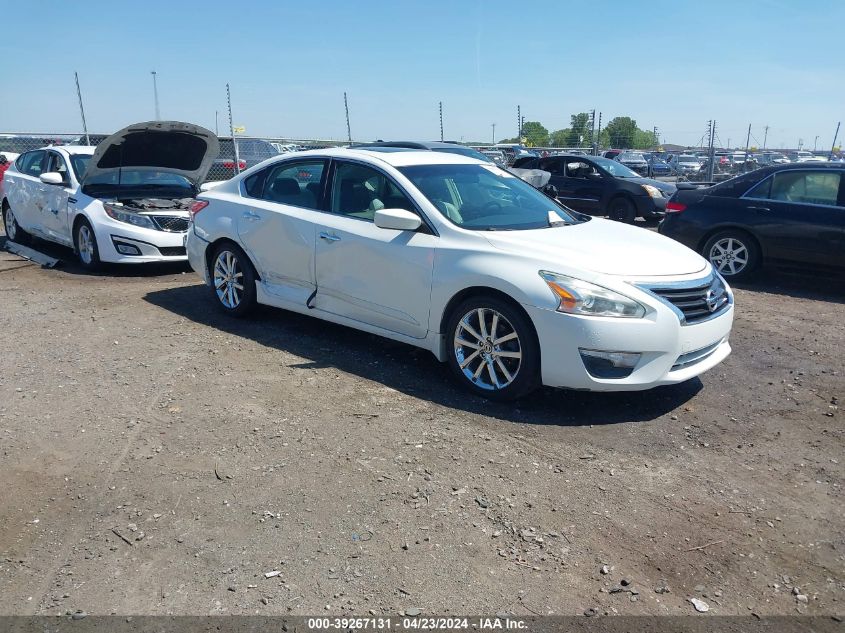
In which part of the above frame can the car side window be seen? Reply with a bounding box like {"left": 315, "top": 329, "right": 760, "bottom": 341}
{"left": 330, "top": 162, "right": 414, "bottom": 221}
{"left": 565, "top": 160, "right": 599, "bottom": 178}
{"left": 537, "top": 158, "right": 564, "bottom": 175}
{"left": 46, "top": 153, "right": 70, "bottom": 181}
{"left": 250, "top": 160, "right": 326, "bottom": 209}
{"left": 20, "top": 150, "right": 46, "bottom": 177}
{"left": 769, "top": 171, "right": 841, "bottom": 206}
{"left": 745, "top": 176, "right": 772, "bottom": 200}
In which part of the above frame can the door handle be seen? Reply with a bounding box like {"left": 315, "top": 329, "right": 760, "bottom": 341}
{"left": 242, "top": 210, "right": 261, "bottom": 221}
{"left": 747, "top": 206, "right": 771, "bottom": 212}
{"left": 319, "top": 232, "right": 341, "bottom": 242}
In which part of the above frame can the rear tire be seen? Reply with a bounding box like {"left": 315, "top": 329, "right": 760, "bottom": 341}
{"left": 445, "top": 295, "right": 540, "bottom": 401}
{"left": 702, "top": 230, "right": 760, "bottom": 281}
{"left": 74, "top": 218, "right": 101, "bottom": 271}
{"left": 209, "top": 242, "right": 257, "bottom": 317}
{"left": 3, "top": 203, "right": 31, "bottom": 245}
{"left": 607, "top": 196, "right": 636, "bottom": 223}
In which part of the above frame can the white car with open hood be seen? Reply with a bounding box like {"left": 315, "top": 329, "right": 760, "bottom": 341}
{"left": 187, "top": 147, "right": 734, "bottom": 400}
{"left": 1, "top": 121, "right": 218, "bottom": 268}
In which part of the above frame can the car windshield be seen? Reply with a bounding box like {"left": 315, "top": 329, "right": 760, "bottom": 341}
{"left": 590, "top": 156, "right": 639, "bottom": 178}
{"left": 399, "top": 163, "right": 580, "bottom": 231}
{"left": 618, "top": 153, "right": 645, "bottom": 161}
{"left": 70, "top": 155, "right": 91, "bottom": 179}
{"left": 82, "top": 169, "right": 195, "bottom": 197}
{"left": 434, "top": 146, "right": 494, "bottom": 163}
{"left": 679, "top": 156, "right": 699, "bottom": 163}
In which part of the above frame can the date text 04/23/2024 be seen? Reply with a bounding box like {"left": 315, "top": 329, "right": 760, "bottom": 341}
{"left": 306, "top": 617, "right": 528, "bottom": 630}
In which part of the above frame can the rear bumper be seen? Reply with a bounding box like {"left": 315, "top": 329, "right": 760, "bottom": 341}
{"left": 186, "top": 229, "right": 211, "bottom": 285}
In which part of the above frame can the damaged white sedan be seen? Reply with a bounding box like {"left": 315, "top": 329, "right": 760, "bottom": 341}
{"left": 1, "top": 121, "right": 218, "bottom": 269}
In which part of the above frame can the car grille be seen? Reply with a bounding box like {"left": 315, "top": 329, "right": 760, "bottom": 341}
{"left": 152, "top": 215, "right": 190, "bottom": 233}
{"left": 643, "top": 275, "right": 730, "bottom": 325}
{"left": 671, "top": 340, "right": 723, "bottom": 371}
{"left": 158, "top": 246, "right": 187, "bottom": 257}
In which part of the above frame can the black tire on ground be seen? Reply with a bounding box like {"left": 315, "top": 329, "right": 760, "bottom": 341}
{"left": 607, "top": 196, "right": 637, "bottom": 223}
{"left": 702, "top": 229, "right": 760, "bottom": 281}
{"left": 445, "top": 294, "right": 540, "bottom": 402}
{"left": 209, "top": 242, "right": 257, "bottom": 317}
{"left": 3, "top": 203, "right": 32, "bottom": 245}
{"left": 73, "top": 218, "right": 101, "bottom": 271}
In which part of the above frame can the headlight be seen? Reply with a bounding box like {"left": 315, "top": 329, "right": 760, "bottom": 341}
{"left": 103, "top": 203, "right": 156, "bottom": 230}
{"left": 539, "top": 271, "right": 646, "bottom": 318}
{"left": 642, "top": 184, "right": 663, "bottom": 199}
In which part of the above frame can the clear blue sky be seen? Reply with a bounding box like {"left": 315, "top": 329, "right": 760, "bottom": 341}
{"left": 2, "top": 0, "right": 843, "bottom": 148}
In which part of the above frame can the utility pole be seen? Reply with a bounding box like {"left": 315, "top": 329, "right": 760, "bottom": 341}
{"left": 226, "top": 83, "right": 241, "bottom": 175}
{"left": 743, "top": 123, "right": 752, "bottom": 171}
{"left": 344, "top": 92, "right": 352, "bottom": 143}
{"left": 74, "top": 72, "right": 90, "bottom": 146}
{"left": 214, "top": 111, "right": 219, "bottom": 136}
{"left": 589, "top": 109, "right": 596, "bottom": 151}
{"left": 491, "top": 123, "right": 496, "bottom": 145}
{"left": 830, "top": 122, "right": 841, "bottom": 160}
{"left": 763, "top": 125, "right": 769, "bottom": 150}
{"left": 595, "top": 112, "right": 602, "bottom": 155}
{"left": 517, "top": 105, "right": 521, "bottom": 141}
{"left": 151, "top": 71, "right": 160, "bottom": 120}
{"left": 814, "top": 135, "right": 819, "bottom": 151}
{"left": 439, "top": 101, "right": 444, "bottom": 142}
{"left": 706, "top": 120, "right": 716, "bottom": 182}
{"left": 653, "top": 125, "right": 659, "bottom": 147}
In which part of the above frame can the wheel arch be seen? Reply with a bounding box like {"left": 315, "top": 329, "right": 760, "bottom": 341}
{"left": 696, "top": 225, "right": 765, "bottom": 260}
{"left": 436, "top": 286, "right": 540, "bottom": 363}
{"left": 204, "top": 237, "right": 262, "bottom": 281}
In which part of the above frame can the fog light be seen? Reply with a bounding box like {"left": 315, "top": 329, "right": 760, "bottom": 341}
{"left": 579, "top": 349, "right": 641, "bottom": 379}
{"left": 114, "top": 241, "right": 142, "bottom": 256}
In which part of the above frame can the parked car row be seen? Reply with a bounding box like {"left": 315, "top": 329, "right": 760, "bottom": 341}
{"left": 2, "top": 120, "right": 736, "bottom": 401}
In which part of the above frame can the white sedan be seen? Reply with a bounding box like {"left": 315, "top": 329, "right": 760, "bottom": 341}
{"left": 187, "top": 148, "right": 734, "bottom": 400}
{"left": 1, "top": 121, "right": 218, "bottom": 269}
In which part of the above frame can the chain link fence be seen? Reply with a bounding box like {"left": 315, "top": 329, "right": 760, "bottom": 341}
{"left": 2, "top": 132, "right": 838, "bottom": 186}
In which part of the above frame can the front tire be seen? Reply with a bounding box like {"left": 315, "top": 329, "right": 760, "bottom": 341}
{"left": 74, "top": 218, "right": 101, "bottom": 271}
{"left": 3, "top": 204, "right": 31, "bottom": 245}
{"left": 607, "top": 196, "right": 636, "bottom": 223}
{"left": 445, "top": 295, "right": 540, "bottom": 401}
{"left": 702, "top": 230, "right": 760, "bottom": 280}
{"left": 210, "top": 243, "right": 257, "bottom": 317}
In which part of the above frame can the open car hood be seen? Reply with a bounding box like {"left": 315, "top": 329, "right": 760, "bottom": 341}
{"left": 82, "top": 121, "right": 219, "bottom": 188}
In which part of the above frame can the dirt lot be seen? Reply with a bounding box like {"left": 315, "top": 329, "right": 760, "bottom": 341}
{"left": 0, "top": 234, "right": 842, "bottom": 618}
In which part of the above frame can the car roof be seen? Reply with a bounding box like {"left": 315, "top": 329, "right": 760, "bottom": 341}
{"left": 30, "top": 145, "right": 97, "bottom": 155}
{"left": 351, "top": 141, "right": 471, "bottom": 151}
{"left": 288, "top": 147, "right": 483, "bottom": 167}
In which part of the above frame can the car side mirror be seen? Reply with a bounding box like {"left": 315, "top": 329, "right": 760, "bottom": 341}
{"left": 39, "top": 172, "right": 65, "bottom": 186}
{"left": 373, "top": 208, "right": 422, "bottom": 231}
{"left": 542, "top": 184, "right": 559, "bottom": 198}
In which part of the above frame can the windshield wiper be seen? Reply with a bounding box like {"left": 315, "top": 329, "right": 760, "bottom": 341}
{"left": 547, "top": 210, "right": 570, "bottom": 227}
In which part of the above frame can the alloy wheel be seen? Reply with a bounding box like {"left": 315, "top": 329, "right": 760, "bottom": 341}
{"left": 77, "top": 225, "right": 94, "bottom": 264}
{"left": 709, "top": 237, "right": 748, "bottom": 276}
{"left": 453, "top": 307, "right": 522, "bottom": 391}
{"left": 214, "top": 250, "right": 244, "bottom": 309}
{"left": 5, "top": 208, "right": 18, "bottom": 240}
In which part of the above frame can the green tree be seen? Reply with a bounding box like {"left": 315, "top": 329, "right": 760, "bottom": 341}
{"left": 567, "top": 112, "right": 591, "bottom": 147}
{"left": 549, "top": 129, "right": 571, "bottom": 147}
{"left": 604, "top": 116, "right": 639, "bottom": 148}
{"left": 520, "top": 121, "right": 549, "bottom": 147}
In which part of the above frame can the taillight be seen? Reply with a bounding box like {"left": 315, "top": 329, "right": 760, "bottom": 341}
{"left": 665, "top": 201, "right": 686, "bottom": 214}
{"left": 190, "top": 200, "right": 209, "bottom": 219}
{"left": 221, "top": 160, "right": 246, "bottom": 170}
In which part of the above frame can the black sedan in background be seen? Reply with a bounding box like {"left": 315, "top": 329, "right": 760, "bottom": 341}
{"left": 513, "top": 154, "right": 675, "bottom": 221}
{"left": 659, "top": 163, "right": 845, "bottom": 280}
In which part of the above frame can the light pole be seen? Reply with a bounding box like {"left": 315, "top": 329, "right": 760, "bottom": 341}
{"left": 151, "top": 71, "right": 160, "bottom": 120}
{"left": 814, "top": 135, "right": 819, "bottom": 151}
{"left": 491, "top": 123, "right": 496, "bottom": 144}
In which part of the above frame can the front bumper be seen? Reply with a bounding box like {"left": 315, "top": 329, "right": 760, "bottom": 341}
{"left": 92, "top": 216, "right": 189, "bottom": 264}
{"left": 526, "top": 289, "right": 734, "bottom": 391}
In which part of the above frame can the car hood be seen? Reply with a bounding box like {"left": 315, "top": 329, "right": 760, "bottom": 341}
{"left": 82, "top": 121, "right": 219, "bottom": 187}
{"left": 483, "top": 217, "right": 706, "bottom": 277}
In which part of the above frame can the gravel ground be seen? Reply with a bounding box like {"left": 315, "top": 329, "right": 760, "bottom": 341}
{"left": 0, "top": 234, "right": 842, "bottom": 618}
